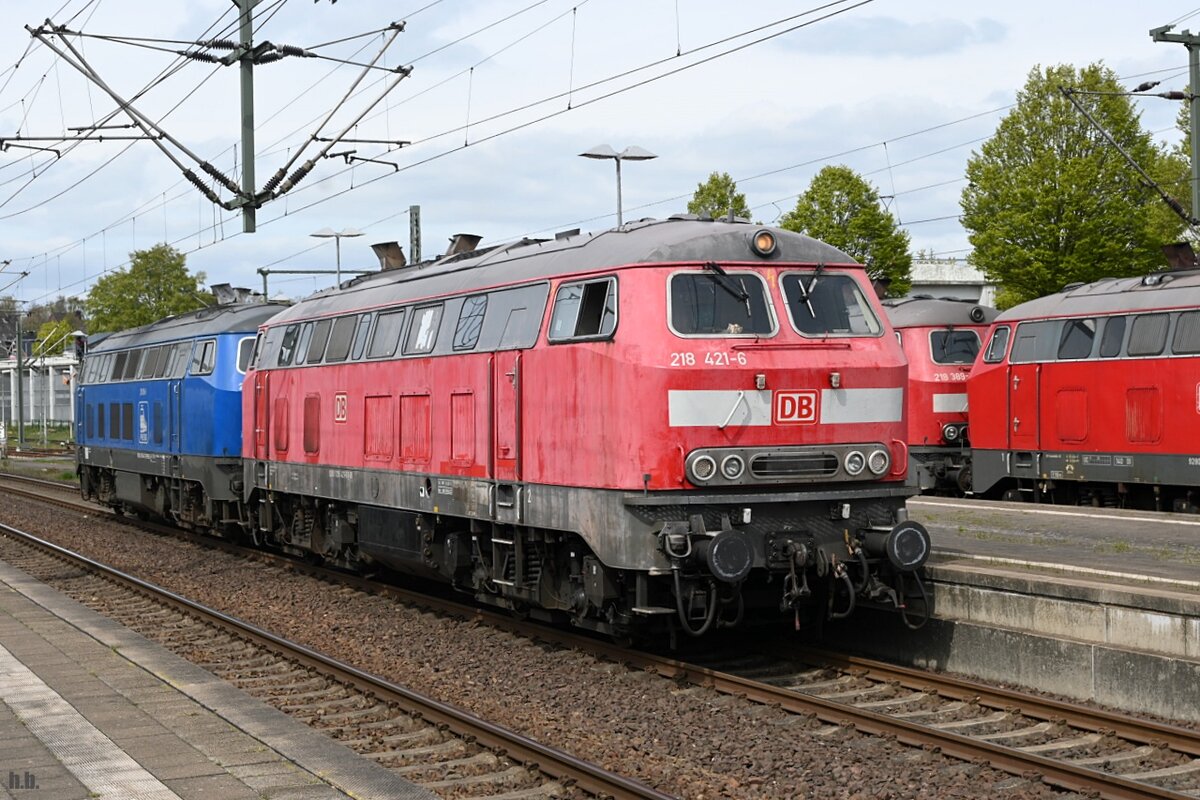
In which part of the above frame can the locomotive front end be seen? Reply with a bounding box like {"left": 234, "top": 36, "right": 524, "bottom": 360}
{"left": 608, "top": 229, "right": 929, "bottom": 636}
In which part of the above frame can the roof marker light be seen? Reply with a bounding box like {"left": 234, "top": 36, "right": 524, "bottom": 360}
{"left": 750, "top": 229, "right": 777, "bottom": 257}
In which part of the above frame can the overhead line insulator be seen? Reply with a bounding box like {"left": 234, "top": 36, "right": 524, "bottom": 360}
{"left": 178, "top": 50, "right": 221, "bottom": 63}
{"left": 182, "top": 169, "right": 224, "bottom": 206}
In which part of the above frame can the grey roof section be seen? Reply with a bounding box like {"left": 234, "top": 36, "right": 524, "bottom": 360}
{"left": 90, "top": 302, "right": 289, "bottom": 353}
{"left": 270, "top": 217, "right": 859, "bottom": 324}
{"left": 882, "top": 296, "right": 998, "bottom": 327}
{"left": 995, "top": 270, "right": 1200, "bottom": 322}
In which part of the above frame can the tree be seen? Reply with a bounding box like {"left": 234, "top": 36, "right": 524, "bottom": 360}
{"left": 86, "top": 244, "right": 208, "bottom": 332}
{"left": 32, "top": 318, "right": 79, "bottom": 359}
{"left": 780, "top": 165, "right": 913, "bottom": 295}
{"left": 687, "top": 171, "right": 751, "bottom": 220}
{"left": 961, "top": 63, "right": 1187, "bottom": 308}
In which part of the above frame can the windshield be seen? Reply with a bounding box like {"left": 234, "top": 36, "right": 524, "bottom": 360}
{"left": 669, "top": 271, "right": 774, "bottom": 336}
{"left": 930, "top": 329, "right": 981, "bottom": 364}
{"left": 781, "top": 273, "right": 881, "bottom": 336}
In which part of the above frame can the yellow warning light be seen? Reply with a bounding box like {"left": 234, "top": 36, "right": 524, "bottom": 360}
{"left": 750, "top": 229, "right": 777, "bottom": 257}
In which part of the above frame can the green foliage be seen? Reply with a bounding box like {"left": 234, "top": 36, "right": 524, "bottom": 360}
{"left": 31, "top": 318, "right": 79, "bottom": 359}
{"left": 85, "top": 244, "right": 208, "bottom": 332}
{"left": 780, "top": 165, "right": 913, "bottom": 295}
{"left": 687, "top": 171, "right": 752, "bottom": 220}
{"left": 961, "top": 63, "right": 1187, "bottom": 308}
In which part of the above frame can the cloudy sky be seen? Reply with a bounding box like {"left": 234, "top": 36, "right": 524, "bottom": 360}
{"left": 0, "top": 0, "right": 1192, "bottom": 307}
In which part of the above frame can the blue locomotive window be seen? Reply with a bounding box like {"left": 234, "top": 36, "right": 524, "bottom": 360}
{"left": 123, "top": 349, "right": 143, "bottom": 380}
{"left": 351, "top": 313, "right": 373, "bottom": 360}
{"left": 453, "top": 295, "right": 488, "bottom": 350}
{"left": 237, "top": 337, "right": 255, "bottom": 372}
{"left": 1172, "top": 311, "right": 1200, "bottom": 354}
{"left": 86, "top": 405, "right": 94, "bottom": 438}
{"left": 153, "top": 403, "right": 163, "bottom": 445}
{"left": 97, "top": 403, "right": 105, "bottom": 438}
{"left": 111, "top": 351, "right": 127, "bottom": 381}
{"left": 983, "top": 326, "right": 1010, "bottom": 363}
{"left": 1128, "top": 313, "right": 1169, "bottom": 357}
{"left": 405, "top": 305, "right": 443, "bottom": 354}
{"left": 109, "top": 404, "right": 120, "bottom": 440}
{"left": 306, "top": 319, "right": 333, "bottom": 364}
{"left": 166, "top": 344, "right": 187, "bottom": 378}
{"left": 324, "top": 316, "right": 357, "bottom": 363}
{"left": 1099, "top": 316, "right": 1126, "bottom": 358}
{"left": 278, "top": 325, "right": 300, "bottom": 366}
{"left": 367, "top": 310, "right": 405, "bottom": 358}
{"left": 191, "top": 340, "right": 216, "bottom": 376}
{"left": 122, "top": 403, "right": 134, "bottom": 441}
{"left": 550, "top": 278, "right": 617, "bottom": 341}
{"left": 140, "top": 346, "right": 162, "bottom": 378}
{"left": 930, "top": 330, "right": 980, "bottom": 365}
{"left": 781, "top": 273, "right": 878, "bottom": 337}
{"left": 1056, "top": 318, "right": 1096, "bottom": 360}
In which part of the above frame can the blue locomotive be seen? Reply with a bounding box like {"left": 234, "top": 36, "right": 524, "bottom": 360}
{"left": 75, "top": 288, "right": 287, "bottom": 529}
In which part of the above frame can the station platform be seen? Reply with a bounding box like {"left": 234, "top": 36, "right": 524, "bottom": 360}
{"left": 0, "top": 560, "right": 434, "bottom": 800}
{"left": 827, "top": 496, "right": 1200, "bottom": 723}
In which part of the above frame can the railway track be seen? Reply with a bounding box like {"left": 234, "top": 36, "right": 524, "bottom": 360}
{"left": 0, "top": 522, "right": 673, "bottom": 800}
{"left": 3, "top": 473, "right": 1200, "bottom": 798}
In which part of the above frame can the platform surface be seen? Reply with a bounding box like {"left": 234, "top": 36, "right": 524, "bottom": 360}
{"left": 0, "top": 559, "right": 435, "bottom": 800}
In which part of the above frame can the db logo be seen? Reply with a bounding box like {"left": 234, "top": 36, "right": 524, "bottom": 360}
{"left": 774, "top": 390, "right": 818, "bottom": 424}
{"left": 333, "top": 392, "right": 348, "bottom": 423}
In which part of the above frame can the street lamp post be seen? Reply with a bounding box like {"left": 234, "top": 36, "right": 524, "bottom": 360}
{"left": 310, "top": 227, "right": 364, "bottom": 285}
{"left": 579, "top": 145, "right": 657, "bottom": 227}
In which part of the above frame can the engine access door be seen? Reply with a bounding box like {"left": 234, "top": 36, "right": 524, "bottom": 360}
{"left": 491, "top": 352, "right": 521, "bottom": 482}
{"left": 1008, "top": 363, "right": 1040, "bottom": 450}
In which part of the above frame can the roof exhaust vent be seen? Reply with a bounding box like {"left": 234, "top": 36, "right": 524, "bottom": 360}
{"left": 445, "top": 233, "right": 483, "bottom": 256}
{"left": 211, "top": 284, "right": 255, "bottom": 305}
{"left": 371, "top": 241, "right": 406, "bottom": 270}
{"left": 555, "top": 228, "right": 580, "bottom": 240}
{"left": 1162, "top": 241, "right": 1198, "bottom": 270}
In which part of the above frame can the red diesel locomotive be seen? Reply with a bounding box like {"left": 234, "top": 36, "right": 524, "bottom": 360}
{"left": 243, "top": 217, "right": 930, "bottom": 640}
{"left": 969, "top": 270, "right": 1200, "bottom": 511}
{"left": 883, "top": 297, "right": 997, "bottom": 493}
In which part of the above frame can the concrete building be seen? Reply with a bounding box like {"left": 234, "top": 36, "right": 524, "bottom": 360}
{"left": 905, "top": 259, "right": 996, "bottom": 307}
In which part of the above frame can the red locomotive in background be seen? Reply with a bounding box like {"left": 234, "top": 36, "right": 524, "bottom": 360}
{"left": 243, "top": 216, "right": 931, "bottom": 640}
{"left": 969, "top": 270, "right": 1200, "bottom": 511}
{"left": 883, "top": 296, "right": 997, "bottom": 493}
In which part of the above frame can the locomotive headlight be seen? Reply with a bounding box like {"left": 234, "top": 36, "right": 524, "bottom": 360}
{"left": 844, "top": 450, "right": 866, "bottom": 476}
{"left": 942, "top": 423, "right": 960, "bottom": 443}
{"left": 721, "top": 454, "right": 746, "bottom": 480}
{"left": 867, "top": 448, "right": 890, "bottom": 475}
{"left": 750, "top": 229, "right": 777, "bottom": 256}
{"left": 690, "top": 455, "right": 717, "bottom": 483}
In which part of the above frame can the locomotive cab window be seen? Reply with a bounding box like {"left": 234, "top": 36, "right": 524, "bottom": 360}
{"left": 278, "top": 325, "right": 300, "bottom": 366}
{"left": 1057, "top": 318, "right": 1096, "bottom": 360}
{"left": 122, "top": 349, "right": 143, "bottom": 380}
{"left": 111, "top": 351, "right": 127, "bottom": 381}
{"left": 983, "top": 326, "right": 1010, "bottom": 363}
{"left": 550, "top": 277, "right": 617, "bottom": 341}
{"left": 294, "top": 322, "right": 314, "bottom": 365}
{"left": 781, "top": 273, "right": 880, "bottom": 337}
{"left": 140, "top": 346, "right": 162, "bottom": 378}
{"left": 670, "top": 271, "right": 772, "bottom": 337}
{"left": 453, "top": 295, "right": 488, "bottom": 350}
{"left": 239, "top": 335, "right": 257, "bottom": 372}
{"left": 190, "top": 339, "right": 217, "bottom": 376}
{"left": 1010, "top": 321, "right": 1055, "bottom": 363}
{"left": 405, "top": 305, "right": 443, "bottom": 354}
{"left": 930, "top": 329, "right": 981, "bottom": 364}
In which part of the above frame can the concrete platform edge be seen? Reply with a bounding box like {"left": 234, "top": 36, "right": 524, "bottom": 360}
{"left": 0, "top": 560, "right": 436, "bottom": 800}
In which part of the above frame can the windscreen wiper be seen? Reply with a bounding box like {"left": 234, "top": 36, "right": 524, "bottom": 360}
{"left": 703, "top": 261, "right": 751, "bottom": 316}
{"left": 795, "top": 261, "right": 825, "bottom": 318}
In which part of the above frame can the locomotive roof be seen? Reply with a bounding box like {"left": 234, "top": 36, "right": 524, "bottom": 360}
{"left": 996, "top": 269, "right": 1200, "bottom": 322}
{"left": 268, "top": 217, "right": 858, "bottom": 324}
{"left": 89, "top": 301, "right": 289, "bottom": 353}
{"left": 881, "top": 296, "right": 998, "bottom": 328}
